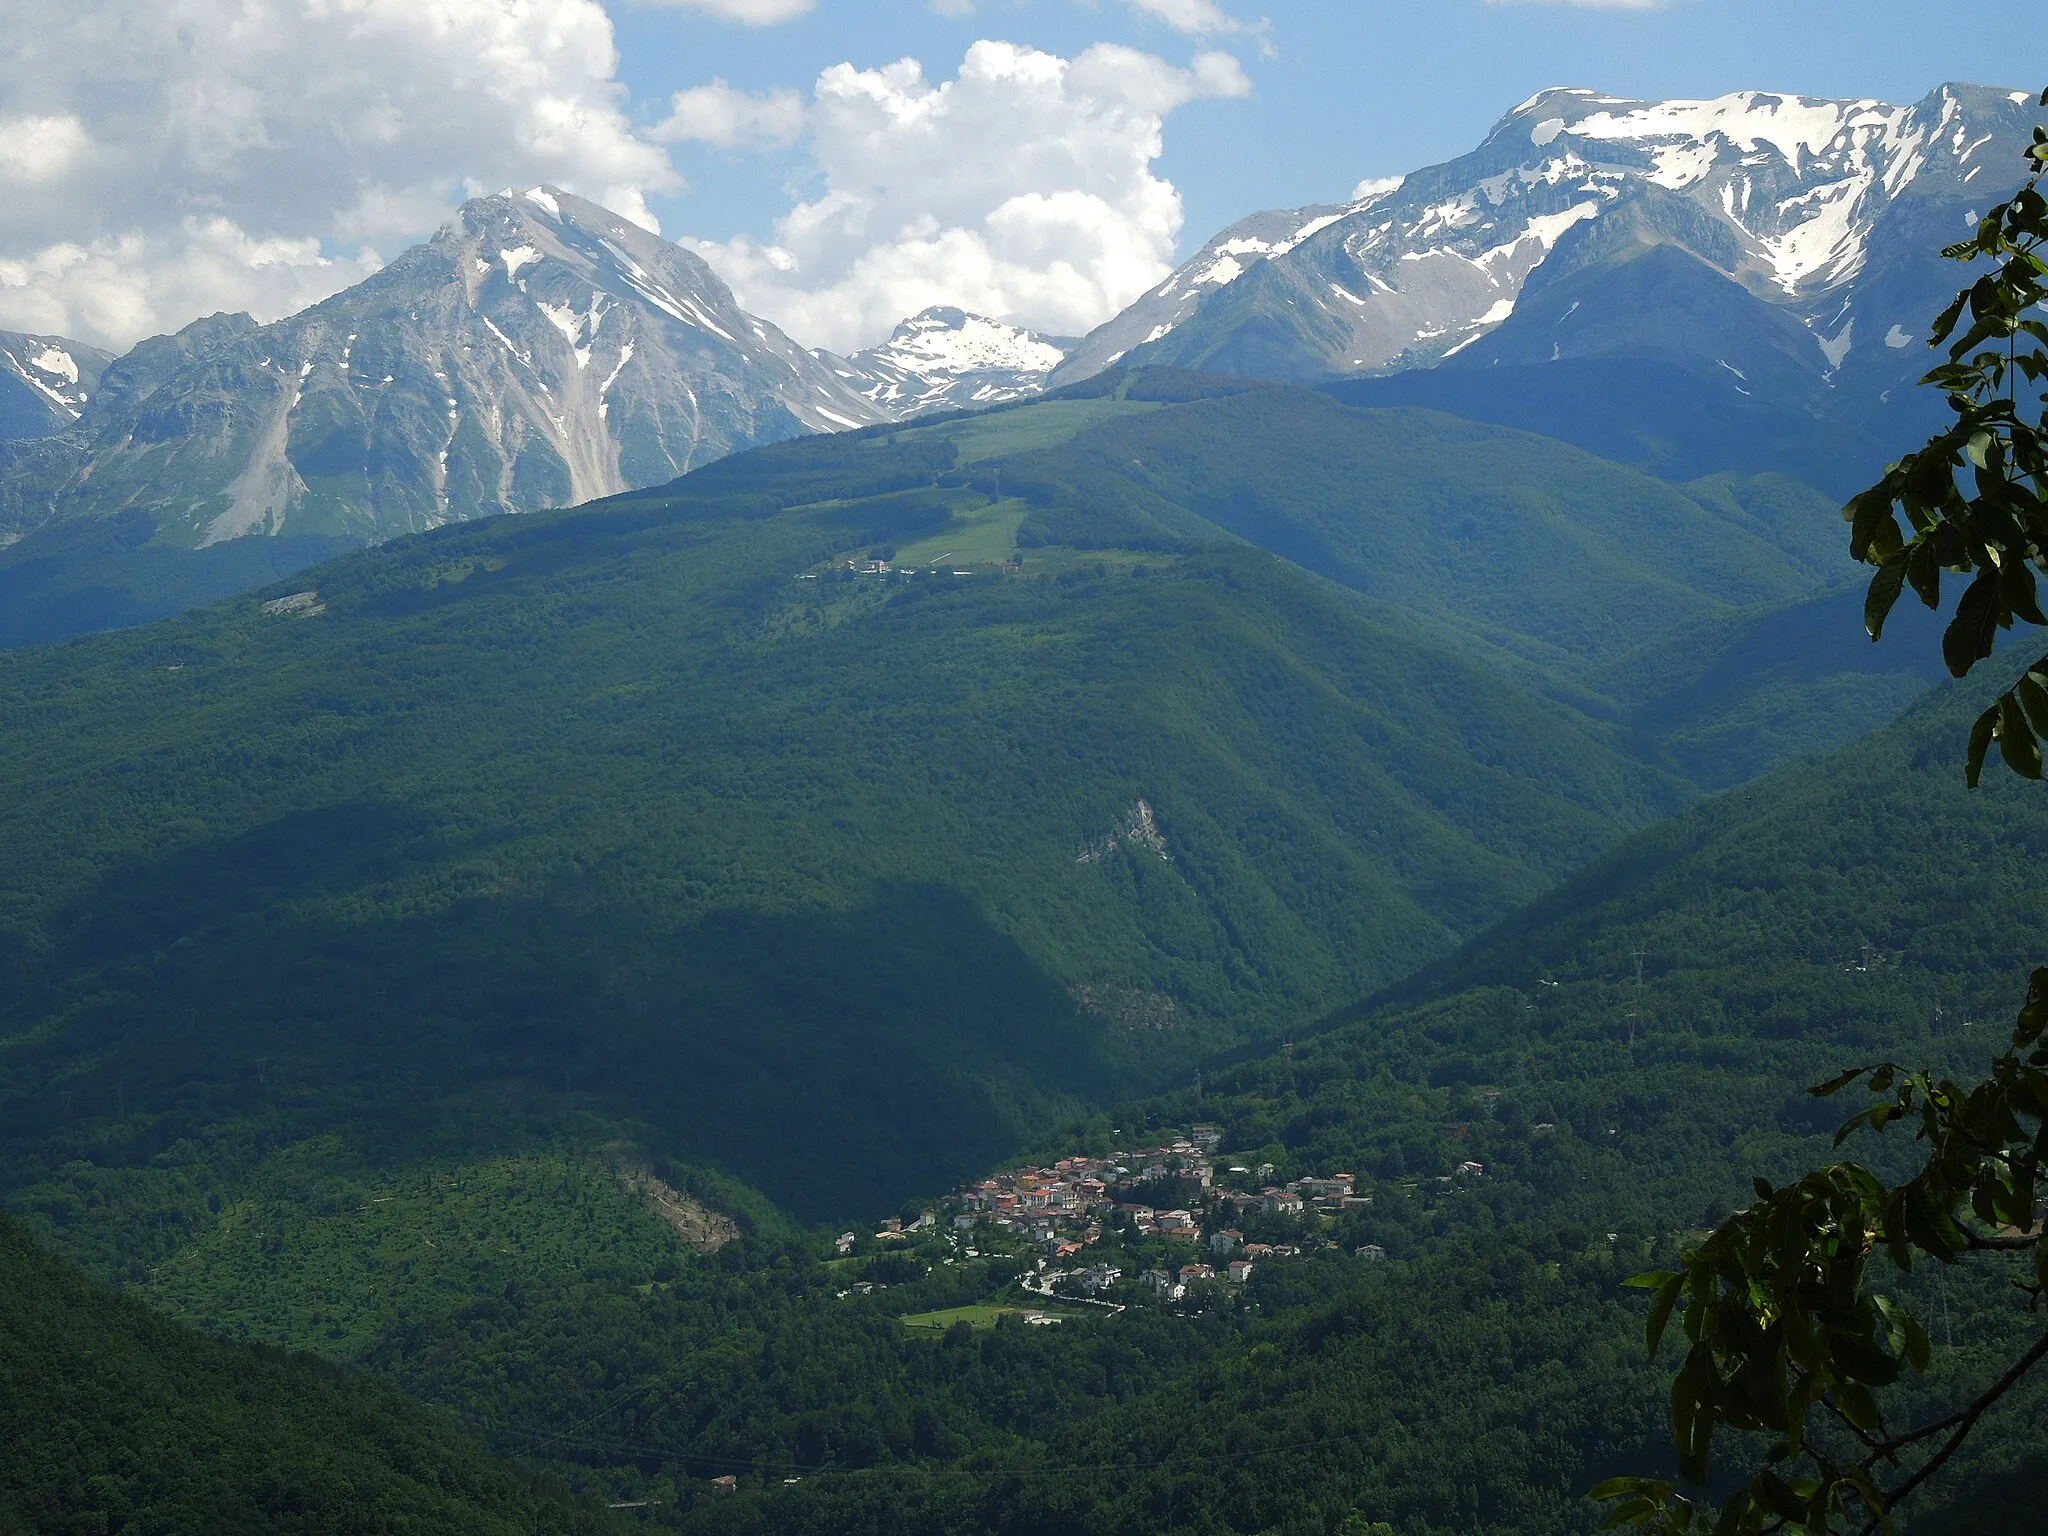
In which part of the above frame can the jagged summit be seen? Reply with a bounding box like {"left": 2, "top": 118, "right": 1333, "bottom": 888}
{"left": 1062, "top": 81, "right": 2047, "bottom": 400}
{"left": 826, "top": 307, "right": 1073, "bottom": 417}
{"left": 9, "top": 82, "right": 2044, "bottom": 566}
{"left": 2, "top": 186, "right": 885, "bottom": 549}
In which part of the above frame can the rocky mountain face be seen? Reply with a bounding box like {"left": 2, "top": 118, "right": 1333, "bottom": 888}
{"left": 1065, "top": 83, "right": 2047, "bottom": 417}
{"left": 5, "top": 83, "right": 2041, "bottom": 641}
{"left": 1046, "top": 200, "right": 1359, "bottom": 388}
{"left": 0, "top": 332, "right": 114, "bottom": 443}
{"left": 0, "top": 189, "right": 885, "bottom": 549}
{"left": 824, "top": 307, "right": 1072, "bottom": 417}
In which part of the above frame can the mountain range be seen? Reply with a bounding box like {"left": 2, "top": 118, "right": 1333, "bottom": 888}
{"left": 1101, "top": 84, "right": 2037, "bottom": 388}
{"left": 1, "top": 81, "right": 2041, "bottom": 647}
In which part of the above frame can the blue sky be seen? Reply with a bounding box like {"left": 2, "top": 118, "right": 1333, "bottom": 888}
{"left": 4, "top": 0, "right": 2038, "bottom": 351}
{"left": 622, "top": 0, "right": 2042, "bottom": 261}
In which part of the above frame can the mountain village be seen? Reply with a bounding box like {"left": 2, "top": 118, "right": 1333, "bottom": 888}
{"left": 834, "top": 1128, "right": 1465, "bottom": 1306}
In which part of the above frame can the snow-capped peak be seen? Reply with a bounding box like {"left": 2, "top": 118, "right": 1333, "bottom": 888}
{"left": 1048, "top": 79, "right": 2046, "bottom": 390}
{"left": 874, "top": 309, "right": 1068, "bottom": 378}
{"left": 827, "top": 308, "right": 1073, "bottom": 418}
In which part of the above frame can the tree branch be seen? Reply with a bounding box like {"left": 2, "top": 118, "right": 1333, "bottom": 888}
{"left": 1855, "top": 1329, "right": 2048, "bottom": 1533}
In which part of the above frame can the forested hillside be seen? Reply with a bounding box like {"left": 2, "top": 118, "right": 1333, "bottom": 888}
{"left": 2, "top": 373, "right": 1883, "bottom": 1245}
{"left": 6, "top": 665, "right": 2026, "bottom": 1536}
{"left": 0, "top": 1215, "right": 622, "bottom": 1534}
{"left": 3, "top": 371, "right": 2025, "bottom": 1536}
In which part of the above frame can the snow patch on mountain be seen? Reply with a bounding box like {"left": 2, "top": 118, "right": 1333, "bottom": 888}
{"left": 826, "top": 308, "right": 1073, "bottom": 417}
{"left": 2, "top": 188, "right": 890, "bottom": 546}
{"left": 0, "top": 331, "right": 114, "bottom": 438}
{"left": 1048, "top": 197, "right": 1370, "bottom": 386}
{"left": 1054, "top": 80, "right": 2046, "bottom": 388}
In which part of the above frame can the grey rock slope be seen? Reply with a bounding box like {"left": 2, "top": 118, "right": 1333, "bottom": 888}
{"left": 823, "top": 307, "right": 1073, "bottom": 417}
{"left": 1046, "top": 200, "right": 1360, "bottom": 388}
{"left": 2, "top": 189, "right": 885, "bottom": 549}
{"left": 0, "top": 333, "right": 115, "bottom": 442}
{"left": 1070, "top": 83, "right": 2047, "bottom": 412}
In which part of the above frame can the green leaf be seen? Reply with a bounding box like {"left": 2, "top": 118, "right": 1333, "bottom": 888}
{"left": 1967, "top": 702, "right": 2000, "bottom": 787}
{"left": 2018, "top": 672, "right": 2048, "bottom": 741}
{"left": 1862, "top": 558, "right": 1910, "bottom": 640}
{"left": 1645, "top": 1272, "right": 1685, "bottom": 1357}
{"left": 1944, "top": 572, "right": 2005, "bottom": 678}
{"left": 1904, "top": 1311, "right": 1932, "bottom": 1373}
{"left": 1753, "top": 1471, "right": 1806, "bottom": 1522}
{"left": 2000, "top": 692, "right": 2045, "bottom": 778}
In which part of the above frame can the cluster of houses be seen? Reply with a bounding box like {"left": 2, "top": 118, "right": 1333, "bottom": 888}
{"left": 931, "top": 1127, "right": 1438, "bottom": 1287}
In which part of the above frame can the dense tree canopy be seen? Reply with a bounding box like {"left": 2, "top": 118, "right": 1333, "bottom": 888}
{"left": 1599, "top": 93, "right": 2048, "bottom": 1536}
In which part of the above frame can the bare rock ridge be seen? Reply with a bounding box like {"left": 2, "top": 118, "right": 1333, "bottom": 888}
{"left": 1064, "top": 82, "right": 2048, "bottom": 412}
{"left": 621, "top": 1167, "right": 740, "bottom": 1254}
{"left": 1049, "top": 201, "right": 1358, "bottom": 386}
{"left": 1, "top": 188, "right": 886, "bottom": 549}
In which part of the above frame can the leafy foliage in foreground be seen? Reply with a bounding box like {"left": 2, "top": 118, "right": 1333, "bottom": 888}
{"left": 1594, "top": 112, "right": 2048, "bottom": 1536}
{"left": 1850, "top": 94, "right": 2048, "bottom": 786}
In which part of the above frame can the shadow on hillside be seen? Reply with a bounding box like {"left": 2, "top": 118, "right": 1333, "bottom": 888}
{"left": 0, "top": 515, "right": 356, "bottom": 649}
{"left": 7, "top": 803, "right": 1117, "bottom": 1222}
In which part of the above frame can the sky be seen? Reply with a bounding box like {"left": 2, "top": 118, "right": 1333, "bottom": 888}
{"left": 0, "top": 0, "right": 2038, "bottom": 355}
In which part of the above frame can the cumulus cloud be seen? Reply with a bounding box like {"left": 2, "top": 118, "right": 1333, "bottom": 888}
{"left": 0, "top": 0, "right": 678, "bottom": 350}
{"left": 631, "top": 0, "right": 815, "bottom": 21}
{"left": 685, "top": 40, "right": 1251, "bottom": 353}
{"left": 653, "top": 81, "right": 807, "bottom": 147}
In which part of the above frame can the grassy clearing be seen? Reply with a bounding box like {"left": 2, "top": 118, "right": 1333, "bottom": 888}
{"left": 913, "top": 399, "right": 1163, "bottom": 464}
{"left": 898, "top": 1302, "right": 1087, "bottom": 1333}
{"left": 893, "top": 500, "right": 1029, "bottom": 569}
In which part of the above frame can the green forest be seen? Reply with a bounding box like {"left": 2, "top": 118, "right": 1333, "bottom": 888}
{"left": 3, "top": 374, "right": 2044, "bottom": 1535}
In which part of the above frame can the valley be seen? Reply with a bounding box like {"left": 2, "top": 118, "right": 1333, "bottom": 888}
{"left": 3, "top": 58, "right": 2047, "bottom": 1536}
{"left": 2, "top": 367, "right": 2035, "bottom": 1534}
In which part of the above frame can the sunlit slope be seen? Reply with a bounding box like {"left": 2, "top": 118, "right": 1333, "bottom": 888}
{"left": 994, "top": 384, "right": 1849, "bottom": 684}
{"left": 0, "top": 1216, "right": 618, "bottom": 1535}
{"left": 0, "top": 410, "right": 1695, "bottom": 1223}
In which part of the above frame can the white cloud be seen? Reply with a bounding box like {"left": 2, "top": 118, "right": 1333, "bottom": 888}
{"left": 653, "top": 80, "right": 807, "bottom": 147}
{"left": 1126, "top": 0, "right": 1248, "bottom": 35}
{"left": 0, "top": 0, "right": 678, "bottom": 351}
{"left": 1124, "top": 0, "right": 1272, "bottom": 56}
{"left": 0, "top": 116, "right": 95, "bottom": 184}
{"left": 685, "top": 39, "right": 1251, "bottom": 353}
{"left": 631, "top": 0, "right": 815, "bottom": 20}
